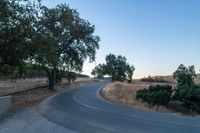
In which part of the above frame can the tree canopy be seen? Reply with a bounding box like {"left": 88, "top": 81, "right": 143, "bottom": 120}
{"left": 91, "top": 54, "right": 135, "bottom": 82}
{"left": 0, "top": 0, "right": 40, "bottom": 78}
{"left": 173, "top": 64, "right": 200, "bottom": 113}
{"left": 0, "top": 0, "right": 100, "bottom": 90}
{"left": 173, "top": 64, "right": 196, "bottom": 87}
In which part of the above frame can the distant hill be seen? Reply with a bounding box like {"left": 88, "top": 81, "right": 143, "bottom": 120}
{"left": 154, "top": 74, "right": 200, "bottom": 84}
{"left": 193, "top": 74, "right": 200, "bottom": 84}
{"left": 137, "top": 74, "right": 200, "bottom": 85}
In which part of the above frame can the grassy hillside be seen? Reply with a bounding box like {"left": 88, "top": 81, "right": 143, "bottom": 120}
{"left": 137, "top": 74, "right": 200, "bottom": 85}
{"left": 155, "top": 74, "right": 200, "bottom": 84}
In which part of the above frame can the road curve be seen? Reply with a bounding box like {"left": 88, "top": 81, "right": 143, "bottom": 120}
{"left": 38, "top": 81, "right": 200, "bottom": 133}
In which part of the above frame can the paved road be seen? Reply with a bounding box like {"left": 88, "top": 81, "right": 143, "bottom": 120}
{"left": 0, "top": 108, "right": 77, "bottom": 133}
{"left": 38, "top": 81, "right": 200, "bottom": 133}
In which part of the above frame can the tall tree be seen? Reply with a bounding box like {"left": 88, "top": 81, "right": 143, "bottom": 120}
{"left": 0, "top": 0, "right": 40, "bottom": 79}
{"left": 33, "top": 4, "right": 100, "bottom": 90}
{"left": 173, "top": 64, "right": 196, "bottom": 100}
{"left": 0, "top": 1, "right": 100, "bottom": 89}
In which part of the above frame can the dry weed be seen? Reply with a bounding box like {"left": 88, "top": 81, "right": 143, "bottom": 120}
{"left": 101, "top": 81, "right": 173, "bottom": 113}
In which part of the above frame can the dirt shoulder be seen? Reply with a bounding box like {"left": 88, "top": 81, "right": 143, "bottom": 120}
{"left": 10, "top": 80, "right": 98, "bottom": 108}
{"left": 100, "top": 82, "right": 195, "bottom": 115}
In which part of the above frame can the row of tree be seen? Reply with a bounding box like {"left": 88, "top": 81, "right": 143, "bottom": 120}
{"left": 0, "top": 0, "right": 100, "bottom": 90}
{"left": 140, "top": 76, "right": 169, "bottom": 83}
{"left": 91, "top": 54, "right": 135, "bottom": 83}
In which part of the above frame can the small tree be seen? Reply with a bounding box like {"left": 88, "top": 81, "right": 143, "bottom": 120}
{"left": 33, "top": 4, "right": 100, "bottom": 90}
{"left": 126, "top": 64, "right": 135, "bottom": 83}
{"left": 173, "top": 64, "right": 196, "bottom": 100}
{"left": 91, "top": 64, "right": 105, "bottom": 78}
{"left": 91, "top": 54, "right": 135, "bottom": 82}
{"left": 173, "top": 64, "right": 200, "bottom": 113}
{"left": 173, "top": 64, "right": 196, "bottom": 87}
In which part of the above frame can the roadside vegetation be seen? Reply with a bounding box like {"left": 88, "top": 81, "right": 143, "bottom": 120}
{"left": 172, "top": 64, "right": 200, "bottom": 113}
{"left": 136, "top": 85, "right": 172, "bottom": 106}
{"left": 102, "top": 64, "right": 200, "bottom": 115}
{"left": 101, "top": 82, "right": 172, "bottom": 113}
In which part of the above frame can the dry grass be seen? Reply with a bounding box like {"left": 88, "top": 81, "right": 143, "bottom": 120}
{"left": 154, "top": 74, "right": 200, "bottom": 85}
{"left": 0, "top": 78, "right": 98, "bottom": 108}
{"left": 0, "top": 78, "right": 94, "bottom": 97}
{"left": 0, "top": 78, "right": 48, "bottom": 97}
{"left": 101, "top": 82, "right": 174, "bottom": 113}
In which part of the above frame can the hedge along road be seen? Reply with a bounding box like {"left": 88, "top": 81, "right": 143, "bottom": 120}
{"left": 38, "top": 81, "right": 200, "bottom": 133}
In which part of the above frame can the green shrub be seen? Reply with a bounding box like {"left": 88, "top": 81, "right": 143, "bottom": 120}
{"left": 136, "top": 85, "right": 172, "bottom": 105}
{"left": 174, "top": 84, "right": 200, "bottom": 113}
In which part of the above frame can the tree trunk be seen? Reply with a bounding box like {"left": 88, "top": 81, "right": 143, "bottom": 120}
{"left": 47, "top": 68, "right": 56, "bottom": 91}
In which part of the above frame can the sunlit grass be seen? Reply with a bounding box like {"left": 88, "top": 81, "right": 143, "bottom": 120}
{"left": 101, "top": 81, "right": 173, "bottom": 113}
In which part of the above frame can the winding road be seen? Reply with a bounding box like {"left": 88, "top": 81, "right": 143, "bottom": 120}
{"left": 38, "top": 81, "right": 200, "bottom": 133}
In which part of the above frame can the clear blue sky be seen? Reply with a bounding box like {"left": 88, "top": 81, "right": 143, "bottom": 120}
{"left": 42, "top": 0, "right": 200, "bottom": 78}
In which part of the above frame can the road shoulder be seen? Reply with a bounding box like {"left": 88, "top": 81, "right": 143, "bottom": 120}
{"left": 0, "top": 107, "right": 77, "bottom": 133}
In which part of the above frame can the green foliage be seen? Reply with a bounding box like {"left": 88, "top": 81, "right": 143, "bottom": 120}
{"left": 63, "top": 71, "right": 76, "bottom": 85}
{"left": 0, "top": 1, "right": 99, "bottom": 90}
{"left": 172, "top": 64, "right": 200, "bottom": 113}
{"left": 0, "top": 0, "right": 40, "bottom": 77}
{"left": 136, "top": 85, "right": 172, "bottom": 105}
{"left": 137, "top": 64, "right": 200, "bottom": 113}
{"left": 176, "top": 84, "right": 200, "bottom": 113}
{"left": 91, "top": 64, "right": 105, "bottom": 78}
{"left": 23, "top": 63, "right": 47, "bottom": 78}
{"left": 33, "top": 4, "right": 99, "bottom": 90}
{"left": 126, "top": 64, "right": 135, "bottom": 83}
{"left": 173, "top": 64, "right": 196, "bottom": 100}
{"left": 173, "top": 64, "right": 196, "bottom": 87}
{"left": 91, "top": 54, "right": 135, "bottom": 82}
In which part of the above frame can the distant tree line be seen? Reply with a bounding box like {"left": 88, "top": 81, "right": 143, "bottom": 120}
{"left": 141, "top": 76, "right": 170, "bottom": 83}
{"left": 0, "top": 0, "right": 99, "bottom": 90}
{"left": 91, "top": 53, "right": 135, "bottom": 83}
{"left": 0, "top": 63, "right": 89, "bottom": 83}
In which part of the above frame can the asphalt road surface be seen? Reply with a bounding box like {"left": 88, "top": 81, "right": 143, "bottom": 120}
{"left": 38, "top": 81, "right": 200, "bottom": 133}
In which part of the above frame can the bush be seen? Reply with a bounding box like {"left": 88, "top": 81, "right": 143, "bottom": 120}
{"left": 136, "top": 85, "right": 172, "bottom": 105}
{"left": 173, "top": 84, "right": 200, "bottom": 113}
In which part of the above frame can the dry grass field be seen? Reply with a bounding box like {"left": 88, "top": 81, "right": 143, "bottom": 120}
{"left": 0, "top": 78, "right": 48, "bottom": 97}
{"left": 101, "top": 81, "right": 174, "bottom": 113}
{"left": 157, "top": 74, "right": 200, "bottom": 85}
{"left": 0, "top": 78, "right": 97, "bottom": 107}
{"left": 101, "top": 75, "right": 200, "bottom": 115}
{"left": 0, "top": 78, "right": 93, "bottom": 97}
